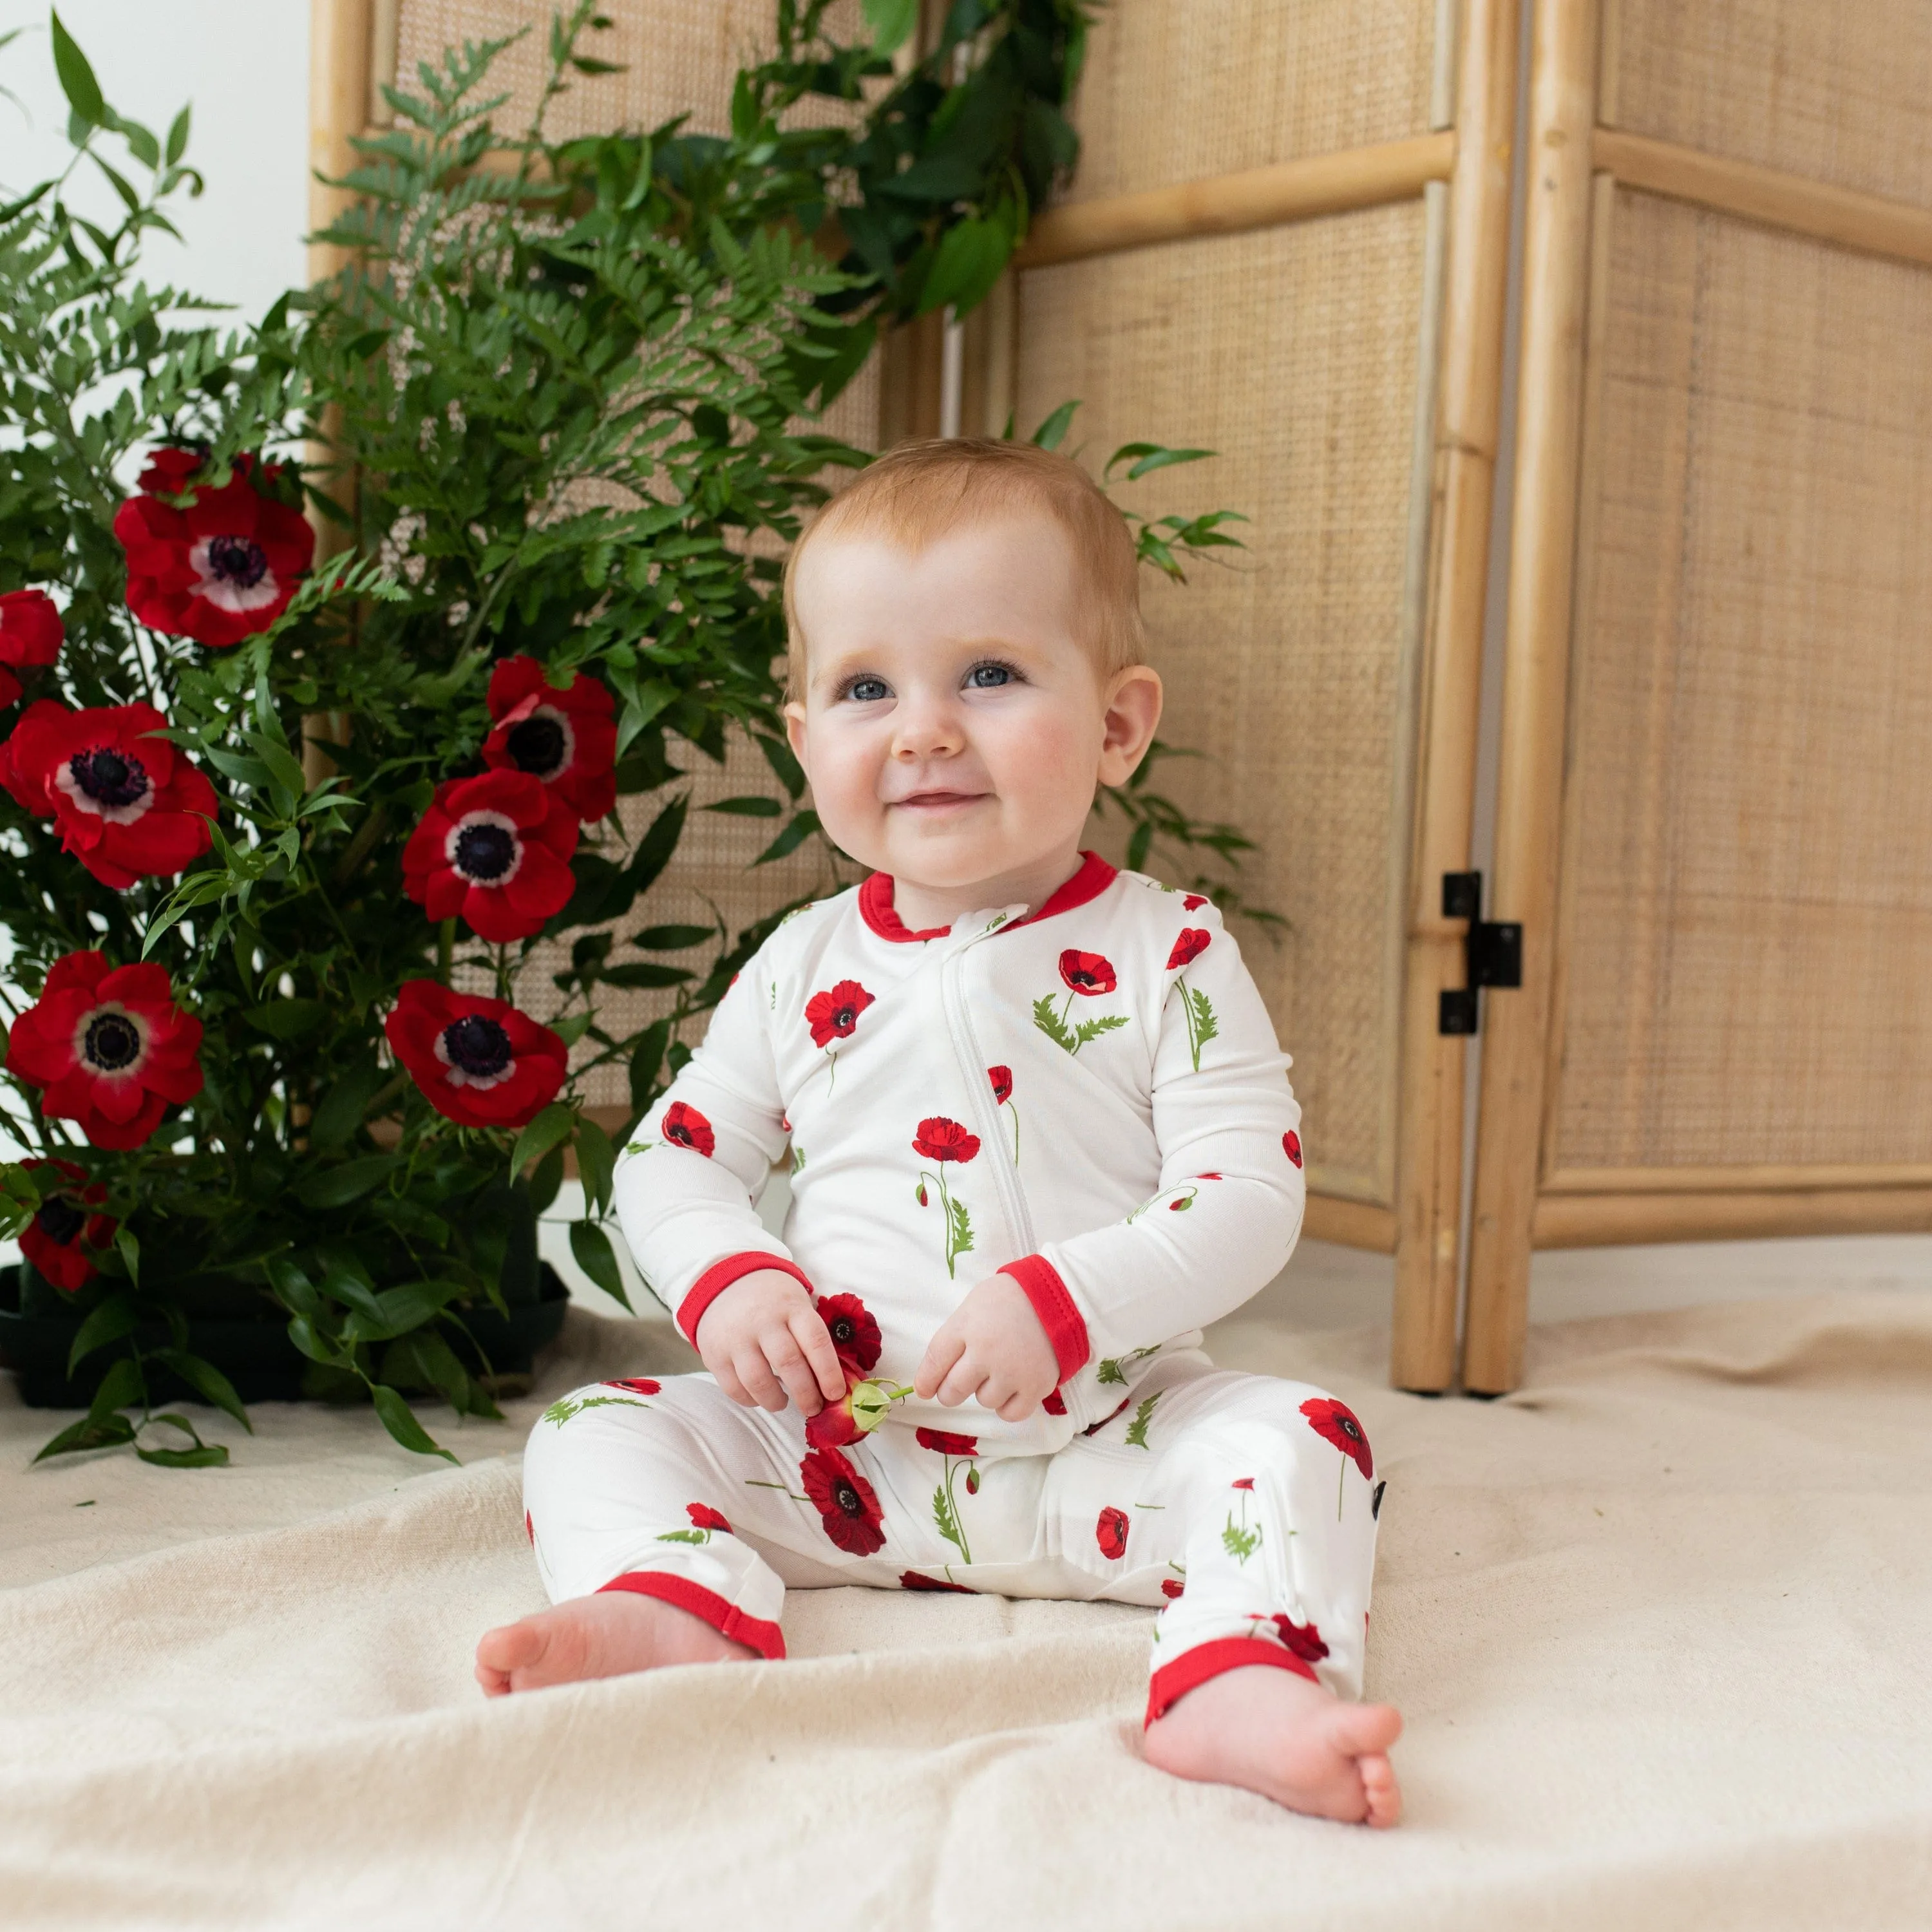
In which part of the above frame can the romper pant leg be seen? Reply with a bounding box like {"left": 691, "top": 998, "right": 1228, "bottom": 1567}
{"left": 1039, "top": 1356, "right": 1383, "bottom": 1725}
{"left": 520, "top": 1372, "right": 853, "bottom": 1661}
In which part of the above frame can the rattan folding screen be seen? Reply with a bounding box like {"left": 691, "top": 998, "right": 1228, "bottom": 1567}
{"left": 1462, "top": 0, "right": 1932, "bottom": 1391}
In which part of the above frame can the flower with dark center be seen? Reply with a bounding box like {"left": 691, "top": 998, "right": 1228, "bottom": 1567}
{"left": 0, "top": 699, "right": 216, "bottom": 888}
{"left": 804, "top": 978, "right": 874, "bottom": 1050}
{"left": 1300, "top": 1396, "right": 1373, "bottom": 1481}
{"left": 113, "top": 448, "right": 313, "bottom": 647}
{"left": 481, "top": 655, "right": 618, "bottom": 821}
{"left": 816, "top": 1293, "right": 881, "bottom": 1374}
{"left": 660, "top": 1101, "right": 715, "bottom": 1158}
{"left": 800, "top": 1445, "right": 886, "bottom": 1557}
{"left": 402, "top": 768, "right": 578, "bottom": 942}
{"left": 5, "top": 951, "right": 203, "bottom": 1150}
{"left": 911, "top": 1117, "right": 979, "bottom": 1164}
{"left": 385, "top": 979, "right": 567, "bottom": 1129}
{"left": 17, "top": 1158, "right": 116, "bottom": 1293}
{"left": 1058, "top": 949, "right": 1118, "bottom": 996}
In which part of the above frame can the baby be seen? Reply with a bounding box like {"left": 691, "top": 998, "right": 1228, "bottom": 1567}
{"left": 476, "top": 439, "right": 1401, "bottom": 1826}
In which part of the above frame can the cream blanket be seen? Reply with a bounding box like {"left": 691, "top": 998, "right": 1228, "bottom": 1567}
{"left": 3, "top": 1291, "right": 1929, "bottom": 1929}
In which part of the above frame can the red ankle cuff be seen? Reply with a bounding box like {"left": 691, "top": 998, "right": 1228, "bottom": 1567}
{"left": 1144, "top": 1635, "right": 1316, "bottom": 1727}
{"left": 598, "top": 1569, "right": 786, "bottom": 1660}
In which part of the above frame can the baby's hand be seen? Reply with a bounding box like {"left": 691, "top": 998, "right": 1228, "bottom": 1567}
{"left": 914, "top": 1272, "right": 1059, "bottom": 1422}
{"left": 695, "top": 1269, "right": 847, "bottom": 1416}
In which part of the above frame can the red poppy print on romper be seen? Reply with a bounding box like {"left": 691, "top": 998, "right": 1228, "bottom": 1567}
{"left": 1, "top": 699, "right": 218, "bottom": 888}
{"left": 17, "top": 1158, "right": 115, "bottom": 1293}
{"left": 912, "top": 1119, "right": 980, "bottom": 1276}
{"left": 805, "top": 980, "right": 874, "bottom": 1048}
{"left": 113, "top": 448, "right": 314, "bottom": 648}
{"left": 480, "top": 655, "right": 618, "bottom": 822}
{"left": 1042, "top": 1390, "right": 1067, "bottom": 1416}
{"left": 687, "top": 1504, "right": 732, "bottom": 1535}
{"left": 662, "top": 1103, "right": 715, "bottom": 1157}
{"left": 1269, "top": 1615, "right": 1329, "bottom": 1663}
{"left": 603, "top": 1378, "right": 662, "bottom": 1397}
{"left": 1059, "top": 950, "right": 1117, "bottom": 996}
{"left": 5, "top": 951, "right": 204, "bottom": 1150}
{"left": 1166, "top": 928, "right": 1211, "bottom": 971}
{"left": 900, "top": 1571, "right": 976, "bottom": 1594}
{"left": 800, "top": 1445, "right": 886, "bottom": 1557}
{"left": 1095, "top": 1506, "right": 1130, "bottom": 1561}
{"left": 815, "top": 1293, "right": 882, "bottom": 1376}
{"left": 1182, "top": 893, "right": 1208, "bottom": 911}
{"left": 524, "top": 1510, "right": 535, "bottom": 1545}
{"left": 915, "top": 1428, "right": 980, "bottom": 1458}
{"left": 385, "top": 980, "right": 567, "bottom": 1130}
{"left": 1160, "top": 1578, "right": 1186, "bottom": 1601}
{"left": 1283, "top": 1130, "right": 1303, "bottom": 1168}
{"left": 1301, "top": 1397, "right": 1373, "bottom": 1479}
{"left": 987, "top": 1065, "right": 1012, "bottom": 1104}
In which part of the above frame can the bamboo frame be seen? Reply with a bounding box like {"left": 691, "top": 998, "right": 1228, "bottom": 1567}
{"left": 1461, "top": 0, "right": 1600, "bottom": 1397}
{"left": 1545, "top": 1163, "right": 1932, "bottom": 1196}
{"left": 1012, "top": 132, "right": 1457, "bottom": 270}
{"left": 1592, "top": 129, "right": 1932, "bottom": 272}
{"left": 1305, "top": 1195, "right": 1399, "bottom": 1256}
{"left": 1532, "top": 1188, "right": 1932, "bottom": 1249}
{"left": 1387, "top": 0, "right": 1520, "bottom": 1392}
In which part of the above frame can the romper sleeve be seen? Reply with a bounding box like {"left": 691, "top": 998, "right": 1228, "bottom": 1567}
{"left": 611, "top": 952, "right": 808, "bottom": 1346}
{"left": 998, "top": 905, "right": 1305, "bottom": 1378}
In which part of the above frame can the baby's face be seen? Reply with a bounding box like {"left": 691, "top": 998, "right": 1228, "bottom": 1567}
{"left": 784, "top": 516, "right": 1159, "bottom": 904}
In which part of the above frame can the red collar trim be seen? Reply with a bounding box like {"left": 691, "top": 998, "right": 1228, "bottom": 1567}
{"left": 857, "top": 851, "right": 1119, "bottom": 944}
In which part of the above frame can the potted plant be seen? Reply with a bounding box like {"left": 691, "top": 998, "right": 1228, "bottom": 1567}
{"left": 0, "top": 1, "right": 1262, "bottom": 1468}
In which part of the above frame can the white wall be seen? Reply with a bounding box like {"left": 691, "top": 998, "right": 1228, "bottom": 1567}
{"left": 0, "top": 1, "right": 308, "bottom": 327}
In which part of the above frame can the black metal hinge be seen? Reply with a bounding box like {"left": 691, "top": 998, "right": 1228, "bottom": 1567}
{"left": 1438, "top": 871, "right": 1522, "bottom": 1035}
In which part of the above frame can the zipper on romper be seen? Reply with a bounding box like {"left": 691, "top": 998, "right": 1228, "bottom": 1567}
{"left": 940, "top": 919, "right": 1036, "bottom": 1261}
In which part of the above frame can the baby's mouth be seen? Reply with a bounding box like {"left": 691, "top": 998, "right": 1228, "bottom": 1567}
{"left": 892, "top": 790, "right": 990, "bottom": 813}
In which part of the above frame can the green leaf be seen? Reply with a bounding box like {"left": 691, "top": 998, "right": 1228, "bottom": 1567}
{"left": 113, "top": 1226, "right": 140, "bottom": 1287}
{"left": 1031, "top": 401, "right": 1081, "bottom": 451}
{"left": 166, "top": 104, "right": 190, "bottom": 165}
{"left": 1106, "top": 441, "right": 1213, "bottom": 482}
{"left": 632, "top": 924, "right": 712, "bottom": 951}
{"left": 66, "top": 1292, "right": 139, "bottom": 1377}
{"left": 50, "top": 12, "right": 106, "bottom": 129}
{"left": 753, "top": 732, "right": 805, "bottom": 800}
{"left": 242, "top": 730, "right": 310, "bottom": 800}
{"left": 511, "top": 1103, "right": 576, "bottom": 1178}
{"left": 264, "top": 1255, "right": 321, "bottom": 1316}
{"left": 575, "top": 1118, "right": 616, "bottom": 1217}
{"left": 753, "top": 810, "right": 820, "bottom": 867}
{"left": 154, "top": 1349, "right": 252, "bottom": 1432}
{"left": 295, "top": 1155, "right": 397, "bottom": 1209}
{"left": 527, "top": 1144, "right": 565, "bottom": 1217}
{"left": 1124, "top": 1392, "right": 1160, "bottom": 1450}
{"left": 137, "top": 1441, "right": 229, "bottom": 1469}
{"left": 88, "top": 1353, "right": 145, "bottom": 1422}
{"left": 310, "top": 1061, "right": 386, "bottom": 1153}
{"left": 596, "top": 962, "right": 694, "bottom": 990}
{"left": 1032, "top": 995, "right": 1077, "bottom": 1052}
{"left": 369, "top": 1383, "right": 457, "bottom": 1463}
{"left": 704, "top": 795, "right": 783, "bottom": 817}
{"left": 861, "top": 0, "right": 920, "bottom": 56}
{"left": 34, "top": 1412, "right": 136, "bottom": 1463}
{"left": 244, "top": 998, "right": 328, "bottom": 1041}
{"left": 569, "top": 1219, "right": 632, "bottom": 1311}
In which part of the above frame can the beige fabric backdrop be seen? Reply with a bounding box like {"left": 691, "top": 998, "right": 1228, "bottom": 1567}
{"left": 4, "top": 1289, "right": 1930, "bottom": 1928}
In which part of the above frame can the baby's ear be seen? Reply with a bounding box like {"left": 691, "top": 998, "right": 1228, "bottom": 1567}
{"left": 1097, "top": 665, "right": 1163, "bottom": 788}
{"left": 783, "top": 700, "right": 810, "bottom": 763}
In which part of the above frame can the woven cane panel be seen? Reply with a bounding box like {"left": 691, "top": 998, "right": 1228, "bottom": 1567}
{"left": 1061, "top": 0, "right": 1441, "bottom": 208}
{"left": 1551, "top": 189, "right": 1932, "bottom": 1177}
{"left": 393, "top": 0, "right": 867, "bottom": 144}
{"left": 1605, "top": 0, "right": 1932, "bottom": 208}
{"left": 1015, "top": 204, "right": 1428, "bottom": 1202}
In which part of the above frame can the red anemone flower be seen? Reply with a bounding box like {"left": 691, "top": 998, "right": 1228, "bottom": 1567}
{"left": 1283, "top": 1130, "right": 1303, "bottom": 1169}
{"left": 0, "top": 700, "right": 216, "bottom": 887}
{"left": 800, "top": 1446, "right": 886, "bottom": 1557}
{"left": 113, "top": 449, "right": 314, "bottom": 647}
{"left": 688, "top": 1504, "right": 733, "bottom": 1534}
{"left": 817, "top": 1293, "right": 881, "bottom": 1374}
{"left": 1300, "top": 1397, "right": 1373, "bottom": 1481}
{"left": 1166, "top": 928, "right": 1211, "bottom": 971}
{"left": 661, "top": 1101, "right": 715, "bottom": 1158}
{"left": 1059, "top": 949, "right": 1117, "bottom": 996}
{"left": 0, "top": 591, "right": 62, "bottom": 706}
{"left": 987, "top": 1065, "right": 1012, "bottom": 1104}
{"left": 603, "top": 1378, "right": 661, "bottom": 1397}
{"left": 17, "top": 1158, "right": 116, "bottom": 1293}
{"left": 1270, "top": 1615, "right": 1329, "bottom": 1663}
{"left": 5, "top": 951, "right": 203, "bottom": 1150}
{"left": 911, "top": 1117, "right": 979, "bottom": 1164}
{"left": 900, "top": 1572, "right": 975, "bottom": 1593}
{"left": 383, "top": 979, "right": 567, "bottom": 1130}
{"left": 481, "top": 655, "right": 618, "bottom": 822}
{"left": 401, "top": 769, "right": 578, "bottom": 943}
{"left": 1095, "top": 1505, "right": 1130, "bottom": 1561}
{"left": 804, "top": 978, "right": 874, "bottom": 1049}
{"left": 915, "top": 1428, "right": 980, "bottom": 1458}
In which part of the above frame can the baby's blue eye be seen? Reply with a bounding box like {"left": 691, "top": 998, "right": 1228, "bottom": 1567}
{"left": 966, "top": 662, "right": 1014, "bottom": 688}
{"left": 846, "top": 676, "right": 889, "bottom": 703}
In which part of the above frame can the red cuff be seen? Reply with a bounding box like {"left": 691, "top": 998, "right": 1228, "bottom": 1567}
{"left": 677, "top": 1252, "right": 815, "bottom": 1348}
{"left": 1144, "top": 1636, "right": 1318, "bottom": 1727}
{"left": 999, "top": 1254, "right": 1090, "bottom": 1383}
{"left": 597, "top": 1571, "right": 786, "bottom": 1660}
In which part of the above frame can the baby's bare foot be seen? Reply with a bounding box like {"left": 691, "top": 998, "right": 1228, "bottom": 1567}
{"left": 1143, "top": 1664, "right": 1403, "bottom": 1826}
{"left": 475, "top": 1589, "right": 755, "bottom": 1696}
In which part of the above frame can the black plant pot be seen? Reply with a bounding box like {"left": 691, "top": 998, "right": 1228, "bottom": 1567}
{"left": 0, "top": 1260, "right": 570, "bottom": 1409}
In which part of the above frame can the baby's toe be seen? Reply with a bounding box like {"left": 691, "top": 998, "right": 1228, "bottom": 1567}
{"left": 1359, "top": 1753, "right": 1403, "bottom": 1828}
